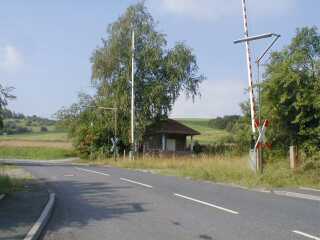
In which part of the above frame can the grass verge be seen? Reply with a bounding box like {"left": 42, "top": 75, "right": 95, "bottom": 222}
{"left": 0, "top": 146, "right": 76, "bottom": 160}
{"left": 0, "top": 165, "right": 32, "bottom": 194}
{"left": 80, "top": 154, "right": 320, "bottom": 189}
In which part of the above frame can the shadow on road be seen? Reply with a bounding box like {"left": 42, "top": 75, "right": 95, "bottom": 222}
{"left": 0, "top": 181, "right": 48, "bottom": 240}
{"left": 27, "top": 165, "right": 148, "bottom": 239}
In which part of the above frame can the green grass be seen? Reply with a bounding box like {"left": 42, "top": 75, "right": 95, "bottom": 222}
{"left": 0, "top": 175, "right": 12, "bottom": 194}
{"left": 175, "top": 118, "right": 232, "bottom": 144}
{"left": 82, "top": 155, "right": 320, "bottom": 189}
{"left": 0, "top": 165, "right": 31, "bottom": 194}
{"left": 0, "top": 131, "right": 69, "bottom": 142}
{"left": 0, "top": 146, "right": 76, "bottom": 160}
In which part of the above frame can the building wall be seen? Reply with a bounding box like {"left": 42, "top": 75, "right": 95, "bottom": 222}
{"left": 144, "top": 134, "right": 162, "bottom": 151}
{"left": 166, "top": 134, "right": 186, "bottom": 151}
{"left": 144, "top": 133, "right": 187, "bottom": 152}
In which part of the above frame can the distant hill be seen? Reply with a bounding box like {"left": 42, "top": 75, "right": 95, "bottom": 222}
{"left": 1, "top": 109, "right": 57, "bottom": 135}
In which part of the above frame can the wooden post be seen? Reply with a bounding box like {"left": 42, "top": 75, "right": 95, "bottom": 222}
{"left": 289, "top": 145, "right": 299, "bottom": 169}
{"left": 256, "top": 148, "right": 263, "bottom": 173}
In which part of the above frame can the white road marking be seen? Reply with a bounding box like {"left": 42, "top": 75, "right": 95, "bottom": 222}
{"left": 64, "top": 174, "right": 74, "bottom": 177}
{"left": 273, "top": 191, "right": 320, "bottom": 202}
{"left": 300, "top": 187, "right": 320, "bottom": 192}
{"left": 120, "top": 178, "right": 153, "bottom": 188}
{"left": 293, "top": 230, "right": 320, "bottom": 240}
{"left": 173, "top": 193, "right": 239, "bottom": 215}
{"left": 75, "top": 167, "right": 110, "bottom": 176}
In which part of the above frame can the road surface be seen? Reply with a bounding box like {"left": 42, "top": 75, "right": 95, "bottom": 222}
{"left": 21, "top": 163, "right": 319, "bottom": 240}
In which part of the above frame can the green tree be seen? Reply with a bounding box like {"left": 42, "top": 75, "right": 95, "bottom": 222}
{"left": 90, "top": 3, "right": 204, "bottom": 146}
{"left": 0, "top": 84, "right": 15, "bottom": 129}
{"left": 57, "top": 3, "right": 204, "bottom": 157}
{"left": 261, "top": 27, "right": 320, "bottom": 155}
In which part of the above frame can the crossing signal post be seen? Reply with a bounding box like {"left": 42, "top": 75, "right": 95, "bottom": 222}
{"left": 234, "top": 0, "right": 280, "bottom": 173}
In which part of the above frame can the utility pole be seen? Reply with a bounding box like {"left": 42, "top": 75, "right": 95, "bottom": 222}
{"left": 131, "top": 29, "right": 135, "bottom": 159}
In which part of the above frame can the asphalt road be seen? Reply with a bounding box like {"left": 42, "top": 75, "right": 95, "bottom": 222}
{"left": 22, "top": 163, "right": 320, "bottom": 240}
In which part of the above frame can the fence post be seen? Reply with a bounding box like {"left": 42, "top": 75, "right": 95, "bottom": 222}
{"left": 289, "top": 145, "right": 299, "bottom": 169}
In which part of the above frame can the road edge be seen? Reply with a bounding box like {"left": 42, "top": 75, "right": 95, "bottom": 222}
{"left": 24, "top": 192, "right": 55, "bottom": 240}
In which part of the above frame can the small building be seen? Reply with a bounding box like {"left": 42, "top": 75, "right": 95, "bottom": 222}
{"left": 143, "top": 118, "right": 200, "bottom": 154}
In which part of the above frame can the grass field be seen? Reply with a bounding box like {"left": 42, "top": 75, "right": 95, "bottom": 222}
{"left": 175, "top": 118, "right": 232, "bottom": 144}
{"left": 0, "top": 131, "right": 76, "bottom": 160}
{"left": 0, "top": 131, "right": 68, "bottom": 142}
{"left": 0, "top": 146, "right": 75, "bottom": 160}
{"left": 84, "top": 155, "right": 320, "bottom": 189}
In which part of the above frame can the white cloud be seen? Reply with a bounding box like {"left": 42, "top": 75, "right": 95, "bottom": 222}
{"left": 171, "top": 79, "right": 247, "bottom": 118}
{"left": 0, "top": 45, "right": 24, "bottom": 73}
{"left": 150, "top": 0, "right": 296, "bottom": 22}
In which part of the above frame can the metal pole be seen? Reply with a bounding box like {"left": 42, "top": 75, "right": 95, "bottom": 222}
{"left": 257, "top": 62, "right": 262, "bottom": 173}
{"left": 257, "top": 63, "right": 261, "bottom": 125}
{"left": 131, "top": 29, "right": 135, "bottom": 158}
{"left": 256, "top": 35, "right": 280, "bottom": 64}
{"left": 241, "top": 0, "right": 256, "bottom": 133}
{"left": 114, "top": 108, "right": 117, "bottom": 138}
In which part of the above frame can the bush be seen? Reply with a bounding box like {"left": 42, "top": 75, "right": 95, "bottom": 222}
{"left": 40, "top": 126, "right": 48, "bottom": 132}
{"left": 193, "top": 141, "right": 202, "bottom": 154}
{"left": 208, "top": 115, "right": 240, "bottom": 130}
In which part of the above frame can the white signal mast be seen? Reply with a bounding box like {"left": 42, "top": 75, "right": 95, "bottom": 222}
{"left": 131, "top": 29, "right": 135, "bottom": 158}
{"left": 241, "top": 0, "right": 256, "bottom": 133}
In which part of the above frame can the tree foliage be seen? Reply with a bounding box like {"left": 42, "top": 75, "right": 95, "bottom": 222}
{"left": 0, "top": 84, "right": 15, "bottom": 129}
{"left": 261, "top": 27, "right": 320, "bottom": 155}
{"left": 57, "top": 3, "right": 204, "bottom": 157}
{"left": 208, "top": 115, "right": 240, "bottom": 131}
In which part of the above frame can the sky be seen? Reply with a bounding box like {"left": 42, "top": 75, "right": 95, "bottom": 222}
{"left": 0, "top": 0, "right": 319, "bottom": 119}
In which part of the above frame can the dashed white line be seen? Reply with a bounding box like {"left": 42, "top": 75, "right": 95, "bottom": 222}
{"left": 64, "top": 174, "right": 74, "bottom": 177}
{"left": 173, "top": 193, "right": 239, "bottom": 215}
{"left": 293, "top": 230, "right": 320, "bottom": 240}
{"left": 300, "top": 187, "right": 320, "bottom": 192}
{"left": 120, "top": 178, "right": 153, "bottom": 188}
{"left": 75, "top": 167, "right": 110, "bottom": 176}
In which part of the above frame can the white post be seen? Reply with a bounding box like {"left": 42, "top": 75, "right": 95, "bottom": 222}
{"left": 131, "top": 30, "right": 135, "bottom": 156}
{"left": 241, "top": 0, "right": 256, "bottom": 133}
{"left": 162, "top": 134, "right": 166, "bottom": 151}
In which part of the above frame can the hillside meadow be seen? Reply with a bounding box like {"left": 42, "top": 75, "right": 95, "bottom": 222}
{"left": 175, "top": 118, "right": 232, "bottom": 144}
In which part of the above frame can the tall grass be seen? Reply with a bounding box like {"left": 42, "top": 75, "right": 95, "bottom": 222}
{"left": 85, "top": 154, "right": 320, "bottom": 189}
{"left": 0, "top": 165, "right": 26, "bottom": 194}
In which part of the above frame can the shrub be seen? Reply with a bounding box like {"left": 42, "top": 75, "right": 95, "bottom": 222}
{"left": 40, "top": 126, "right": 48, "bottom": 132}
{"left": 193, "top": 141, "right": 202, "bottom": 154}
